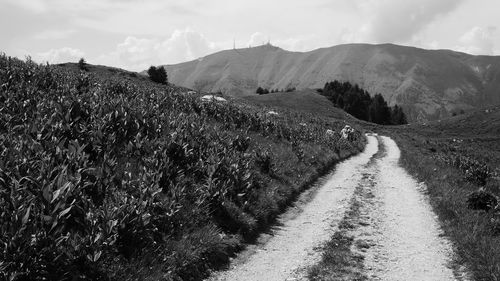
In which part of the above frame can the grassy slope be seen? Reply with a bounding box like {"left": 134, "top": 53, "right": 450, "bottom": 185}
{"left": 241, "top": 89, "right": 358, "bottom": 122}
{"left": 383, "top": 108, "right": 500, "bottom": 281}
{"left": 0, "top": 57, "right": 365, "bottom": 281}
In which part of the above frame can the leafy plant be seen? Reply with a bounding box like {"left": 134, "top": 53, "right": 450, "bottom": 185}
{"left": 0, "top": 54, "right": 364, "bottom": 280}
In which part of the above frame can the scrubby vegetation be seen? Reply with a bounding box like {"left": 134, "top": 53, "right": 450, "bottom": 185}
{"left": 0, "top": 54, "right": 364, "bottom": 280}
{"left": 321, "top": 81, "right": 407, "bottom": 125}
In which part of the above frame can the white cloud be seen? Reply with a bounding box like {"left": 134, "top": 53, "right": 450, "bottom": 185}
{"left": 456, "top": 26, "right": 497, "bottom": 55}
{"left": 35, "top": 47, "right": 85, "bottom": 64}
{"left": 95, "top": 28, "right": 223, "bottom": 71}
{"left": 248, "top": 32, "right": 268, "bottom": 47}
{"left": 96, "top": 29, "right": 324, "bottom": 71}
{"left": 357, "top": 0, "right": 465, "bottom": 43}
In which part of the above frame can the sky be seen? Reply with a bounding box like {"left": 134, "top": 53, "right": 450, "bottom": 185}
{"left": 1, "top": 0, "right": 499, "bottom": 71}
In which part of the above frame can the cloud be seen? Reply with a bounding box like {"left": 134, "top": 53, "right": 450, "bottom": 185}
{"left": 96, "top": 28, "right": 223, "bottom": 71}
{"left": 456, "top": 26, "right": 497, "bottom": 55}
{"left": 248, "top": 32, "right": 268, "bottom": 47}
{"left": 96, "top": 29, "right": 324, "bottom": 71}
{"left": 34, "top": 29, "right": 75, "bottom": 40}
{"left": 2, "top": 0, "right": 47, "bottom": 13}
{"left": 35, "top": 47, "right": 85, "bottom": 64}
{"left": 358, "top": 0, "right": 465, "bottom": 43}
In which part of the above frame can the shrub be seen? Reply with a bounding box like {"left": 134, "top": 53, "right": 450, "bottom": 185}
{"left": 467, "top": 190, "right": 498, "bottom": 211}
{"left": 147, "top": 66, "right": 168, "bottom": 84}
{"left": 255, "top": 150, "right": 273, "bottom": 174}
{"left": 78, "top": 57, "right": 88, "bottom": 71}
{"left": 446, "top": 154, "right": 493, "bottom": 186}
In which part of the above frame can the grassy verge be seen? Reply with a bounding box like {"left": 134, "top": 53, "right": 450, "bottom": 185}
{"left": 308, "top": 137, "right": 382, "bottom": 281}
{"left": 390, "top": 132, "right": 500, "bottom": 281}
{"left": 308, "top": 187, "right": 368, "bottom": 281}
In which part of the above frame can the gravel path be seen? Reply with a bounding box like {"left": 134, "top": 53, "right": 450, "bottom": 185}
{"left": 207, "top": 135, "right": 467, "bottom": 281}
{"left": 357, "top": 136, "right": 468, "bottom": 281}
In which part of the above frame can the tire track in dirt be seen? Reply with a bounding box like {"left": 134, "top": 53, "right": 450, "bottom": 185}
{"left": 207, "top": 135, "right": 379, "bottom": 281}
{"left": 360, "top": 136, "right": 469, "bottom": 281}
{"left": 311, "top": 136, "right": 470, "bottom": 281}
{"left": 207, "top": 135, "right": 469, "bottom": 281}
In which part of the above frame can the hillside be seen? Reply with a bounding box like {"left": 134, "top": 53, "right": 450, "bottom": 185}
{"left": 0, "top": 55, "right": 364, "bottom": 280}
{"left": 241, "top": 89, "right": 358, "bottom": 122}
{"left": 162, "top": 43, "right": 500, "bottom": 122}
{"left": 415, "top": 105, "right": 500, "bottom": 137}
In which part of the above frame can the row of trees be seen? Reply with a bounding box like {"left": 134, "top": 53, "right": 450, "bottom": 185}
{"left": 321, "top": 81, "right": 407, "bottom": 125}
{"left": 256, "top": 87, "right": 296, "bottom": 95}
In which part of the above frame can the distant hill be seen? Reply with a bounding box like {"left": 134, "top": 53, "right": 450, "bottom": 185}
{"left": 161, "top": 43, "right": 500, "bottom": 122}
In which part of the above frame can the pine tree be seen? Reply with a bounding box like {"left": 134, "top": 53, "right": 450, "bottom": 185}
{"left": 369, "top": 94, "right": 391, "bottom": 125}
{"left": 390, "top": 105, "right": 408, "bottom": 125}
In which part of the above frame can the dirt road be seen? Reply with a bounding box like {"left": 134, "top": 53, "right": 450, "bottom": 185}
{"left": 208, "top": 135, "right": 467, "bottom": 281}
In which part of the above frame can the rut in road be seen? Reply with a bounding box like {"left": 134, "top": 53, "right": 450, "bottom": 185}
{"left": 207, "top": 135, "right": 466, "bottom": 281}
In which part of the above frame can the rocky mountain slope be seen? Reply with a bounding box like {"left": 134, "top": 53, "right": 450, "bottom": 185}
{"left": 161, "top": 43, "right": 500, "bottom": 122}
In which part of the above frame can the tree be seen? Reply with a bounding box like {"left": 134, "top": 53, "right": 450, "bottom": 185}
{"left": 147, "top": 66, "right": 168, "bottom": 84}
{"left": 390, "top": 105, "right": 408, "bottom": 125}
{"left": 321, "top": 80, "right": 407, "bottom": 125}
{"left": 78, "top": 58, "right": 87, "bottom": 71}
{"left": 256, "top": 87, "right": 264, "bottom": 95}
{"left": 369, "top": 94, "right": 391, "bottom": 125}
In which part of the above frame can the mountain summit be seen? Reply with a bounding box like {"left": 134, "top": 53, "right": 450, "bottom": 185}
{"left": 163, "top": 43, "right": 500, "bottom": 121}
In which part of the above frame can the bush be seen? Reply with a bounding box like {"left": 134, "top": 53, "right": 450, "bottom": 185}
{"left": 467, "top": 190, "right": 498, "bottom": 211}
{"left": 78, "top": 57, "right": 87, "bottom": 71}
{"left": 446, "top": 154, "right": 493, "bottom": 186}
{"left": 255, "top": 150, "right": 273, "bottom": 174}
{"left": 147, "top": 66, "right": 167, "bottom": 84}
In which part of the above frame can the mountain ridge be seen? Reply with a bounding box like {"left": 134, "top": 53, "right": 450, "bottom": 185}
{"left": 159, "top": 43, "right": 500, "bottom": 122}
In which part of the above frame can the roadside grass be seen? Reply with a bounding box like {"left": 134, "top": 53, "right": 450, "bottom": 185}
{"left": 390, "top": 132, "right": 500, "bottom": 281}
